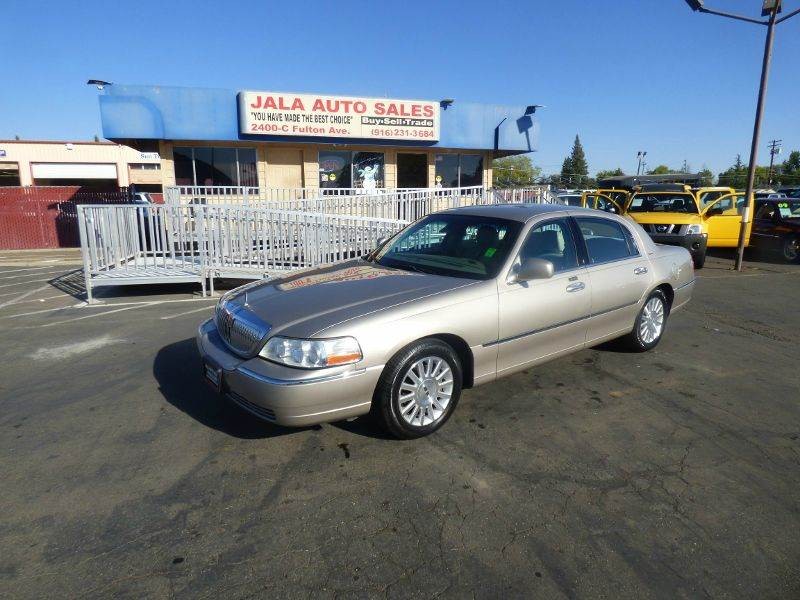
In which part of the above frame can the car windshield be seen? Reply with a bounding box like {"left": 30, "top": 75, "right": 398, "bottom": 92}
{"left": 627, "top": 193, "right": 699, "bottom": 214}
{"left": 372, "top": 214, "right": 522, "bottom": 280}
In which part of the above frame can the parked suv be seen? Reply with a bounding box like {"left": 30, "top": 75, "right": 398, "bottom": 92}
{"left": 624, "top": 188, "right": 751, "bottom": 269}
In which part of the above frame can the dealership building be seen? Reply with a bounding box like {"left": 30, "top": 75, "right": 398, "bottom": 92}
{"left": 93, "top": 83, "right": 538, "bottom": 191}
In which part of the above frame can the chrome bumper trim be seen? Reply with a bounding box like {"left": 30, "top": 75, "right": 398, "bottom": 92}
{"left": 236, "top": 365, "right": 369, "bottom": 386}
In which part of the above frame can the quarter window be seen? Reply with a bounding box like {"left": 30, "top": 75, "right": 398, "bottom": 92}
{"left": 518, "top": 219, "right": 579, "bottom": 273}
{"left": 576, "top": 217, "right": 637, "bottom": 264}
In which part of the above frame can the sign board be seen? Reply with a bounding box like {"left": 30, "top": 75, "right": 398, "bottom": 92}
{"left": 139, "top": 152, "right": 160, "bottom": 160}
{"left": 239, "top": 91, "right": 439, "bottom": 141}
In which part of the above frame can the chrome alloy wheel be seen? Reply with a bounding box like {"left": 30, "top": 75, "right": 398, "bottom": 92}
{"left": 398, "top": 356, "right": 454, "bottom": 427}
{"left": 639, "top": 296, "right": 665, "bottom": 344}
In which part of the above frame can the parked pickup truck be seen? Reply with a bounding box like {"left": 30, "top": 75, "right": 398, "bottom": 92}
{"left": 624, "top": 187, "right": 751, "bottom": 269}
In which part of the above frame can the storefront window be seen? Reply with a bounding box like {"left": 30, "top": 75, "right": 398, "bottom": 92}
{"left": 460, "top": 154, "right": 483, "bottom": 187}
{"left": 319, "top": 151, "right": 351, "bottom": 188}
{"left": 352, "top": 152, "right": 384, "bottom": 190}
{"left": 173, "top": 147, "right": 194, "bottom": 185}
{"left": 435, "top": 154, "right": 459, "bottom": 188}
{"left": 238, "top": 148, "right": 258, "bottom": 187}
{"left": 435, "top": 154, "right": 483, "bottom": 188}
{"left": 319, "top": 151, "right": 385, "bottom": 190}
{"left": 172, "top": 146, "right": 258, "bottom": 187}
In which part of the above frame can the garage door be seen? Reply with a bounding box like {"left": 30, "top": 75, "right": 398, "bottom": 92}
{"left": 266, "top": 149, "right": 303, "bottom": 188}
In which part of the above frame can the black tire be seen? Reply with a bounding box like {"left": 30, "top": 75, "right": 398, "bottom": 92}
{"left": 782, "top": 236, "right": 800, "bottom": 264}
{"left": 621, "top": 289, "right": 670, "bottom": 352}
{"left": 372, "top": 339, "right": 463, "bottom": 439}
{"left": 692, "top": 251, "right": 706, "bottom": 269}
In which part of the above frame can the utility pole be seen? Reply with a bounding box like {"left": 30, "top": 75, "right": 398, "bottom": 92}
{"left": 636, "top": 151, "right": 647, "bottom": 175}
{"left": 684, "top": 0, "right": 800, "bottom": 271}
{"left": 767, "top": 139, "right": 782, "bottom": 185}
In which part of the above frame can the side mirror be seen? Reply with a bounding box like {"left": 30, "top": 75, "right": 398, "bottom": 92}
{"left": 376, "top": 236, "right": 388, "bottom": 248}
{"left": 511, "top": 258, "right": 554, "bottom": 283}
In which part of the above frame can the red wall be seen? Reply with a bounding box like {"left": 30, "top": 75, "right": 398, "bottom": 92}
{"left": 0, "top": 187, "right": 133, "bottom": 249}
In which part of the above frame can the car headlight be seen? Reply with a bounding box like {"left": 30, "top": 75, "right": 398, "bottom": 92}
{"left": 259, "top": 336, "right": 362, "bottom": 369}
{"left": 685, "top": 224, "right": 703, "bottom": 235}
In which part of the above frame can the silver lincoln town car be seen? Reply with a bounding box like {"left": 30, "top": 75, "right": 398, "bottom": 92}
{"left": 197, "top": 204, "right": 695, "bottom": 438}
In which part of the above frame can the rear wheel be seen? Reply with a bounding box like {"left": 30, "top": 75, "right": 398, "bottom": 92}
{"left": 622, "top": 289, "right": 669, "bottom": 352}
{"left": 782, "top": 236, "right": 800, "bottom": 264}
{"left": 373, "top": 339, "right": 462, "bottom": 439}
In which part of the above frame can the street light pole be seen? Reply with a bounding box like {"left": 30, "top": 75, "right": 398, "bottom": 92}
{"left": 683, "top": 0, "right": 800, "bottom": 271}
{"left": 735, "top": 4, "right": 778, "bottom": 270}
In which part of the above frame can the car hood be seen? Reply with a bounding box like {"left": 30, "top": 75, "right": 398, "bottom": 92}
{"left": 224, "top": 259, "right": 479, "bottom": 338}
{"left": 627, "top": 212, "right": 702, "bottom": 225}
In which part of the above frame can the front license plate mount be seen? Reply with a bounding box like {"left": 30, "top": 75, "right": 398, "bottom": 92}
{"left": 203, "top": 359, "right": 223, "bottom": 393}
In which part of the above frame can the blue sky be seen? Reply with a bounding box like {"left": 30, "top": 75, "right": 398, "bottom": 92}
{"left": 2, "top": 0, "right": 798, "bottom": 177}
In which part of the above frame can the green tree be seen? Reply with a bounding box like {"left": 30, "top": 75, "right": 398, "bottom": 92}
{"left": 560, "top": 134, "right": 589, "bottom": 187}
{"left": 717, "top": 155, "right": 748, "bottom": 189}
{"left": 492, "top": 155, "right": 542, "bottom": 188}
{"left": 647, "top": 164, "right": 673, "bottom": 175}
{"left": 596, "top": 168, "right": 624, "bottom": 180}
{"left": 778, "top": 150, "right": 800, "bottom": 186}
{"left": 697, "top": 167, "right": 714, "bottom": 186}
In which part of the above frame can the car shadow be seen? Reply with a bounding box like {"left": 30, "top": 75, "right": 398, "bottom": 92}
{"left": 153, "top": 338, "right": 309, "bottom": 439}
{"left": 706, "top": 247, "right": 789, "bottom": 267}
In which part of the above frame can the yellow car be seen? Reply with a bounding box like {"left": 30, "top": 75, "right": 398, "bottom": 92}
{"left": 624, "top": 186, "right": 752, "bottom": 268}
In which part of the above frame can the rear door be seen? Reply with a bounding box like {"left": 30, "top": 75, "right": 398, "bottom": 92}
{"left": 573, "top": 216, "right": 652, "bottom": 343}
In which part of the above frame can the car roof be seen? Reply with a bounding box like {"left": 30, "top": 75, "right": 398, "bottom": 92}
{"left": 441, "top": 203, "right": 603, "bottom": 223}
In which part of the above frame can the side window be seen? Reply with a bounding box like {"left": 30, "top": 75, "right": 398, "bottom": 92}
{"left": 576, "top": 218, "right": 636, "bottom": 264}
{"left": 755, "top": 202, "right": 776, "bottom": 220}
{"left": 518, "top": 219, "right": 579, "bottom": 274}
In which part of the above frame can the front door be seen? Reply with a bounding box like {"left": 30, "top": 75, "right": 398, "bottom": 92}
{"left": 497, "top": 218, "right": 590, "bottom": 375}
{"left": 703, "top": 193, "right": 748, "bottom": 247}
{"left": 397, "top": 153, "right": 428, "bottom": 188}
{"left": 574, "top": 216, "right": 652, "bottom": 343}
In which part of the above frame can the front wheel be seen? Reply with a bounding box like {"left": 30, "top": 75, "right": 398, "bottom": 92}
{"left": 373, "top": 339, "right": 462, "bottom": 439}
{"left": 692, "top": 250, "right": 706, "bottom": 269}
{"left": 782, "top": 236, "right": 800, "bottom": 264}
{"left": 622, "top": 290, "right": 669, "bottom": 352}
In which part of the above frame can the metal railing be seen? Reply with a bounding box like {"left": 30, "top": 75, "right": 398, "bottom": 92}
{"left": 77, "top": 203, "right": 407, "bottom": 302}
{"left": 78, "top": 185, "right": 551, "bottom": 300}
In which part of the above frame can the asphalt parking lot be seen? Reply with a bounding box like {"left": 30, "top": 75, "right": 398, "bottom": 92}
{"left": 1, "top": 249, "right": 799, "bottom": 599}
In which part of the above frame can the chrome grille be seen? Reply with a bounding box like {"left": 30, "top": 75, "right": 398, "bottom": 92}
{"left": 645, "top": 224, "right": 678, "bottom": 235}
{"left": 215, "top": 300, "right": 270, "bottom": 357}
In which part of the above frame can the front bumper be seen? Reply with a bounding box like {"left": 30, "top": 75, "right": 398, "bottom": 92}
{"left": 649, "top": 233, "right": 707, "bottom": 260}
{"left": 196, "top": 319, "right": 382, "bottom": 427}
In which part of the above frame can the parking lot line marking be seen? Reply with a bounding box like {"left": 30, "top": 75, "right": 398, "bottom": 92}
{"left": 29, "top": 335, "right": 125, "bottom": 361}
{"left": 35, "top": 303, "right": 161, "bottom": 327}
{"left": 0, "top": 284, "right": 53, "bottom": 310}
{"left": 160, "top": 305, "right": 214, "bottom": 320}
{"left": 0, "top": 269, "right": 67, "bottom": 281}
{"left": 0, "top": 296, "right": 215, "bottom": 319}
{"left": 0, "top": 278, "right": 55, "bottom": 290}
{"left": 0, "top": 265, "right": 66, "bottom": 274}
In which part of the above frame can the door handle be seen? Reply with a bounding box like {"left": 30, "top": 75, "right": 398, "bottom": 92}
{"left": 634, "top": 266, "right": 648, "bottom": 275}
{"left": 566, "top": 281, "right": 585, "bottom": 293}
